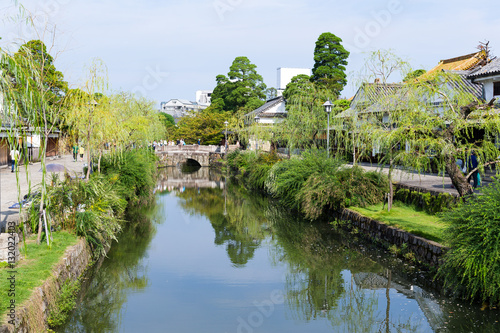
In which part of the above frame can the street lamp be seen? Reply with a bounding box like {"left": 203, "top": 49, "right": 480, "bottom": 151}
{"left": 323, "top": 99, "right": 333, "bottom": 158}
{"left": 224, "top": 120, "right": 228, "bottom": 153}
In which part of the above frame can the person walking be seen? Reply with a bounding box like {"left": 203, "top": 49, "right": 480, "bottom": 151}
{"left": 79, "top": 146, "right": 85, "bottom": 162}
{"left": 10, "top": 146, "right": 20, "bottom": 173}
{"left": 72, "top": 144, "right": 79, "bottom": 162}
{"left": 468, "top": 151, "right": 480, "bottom": 189}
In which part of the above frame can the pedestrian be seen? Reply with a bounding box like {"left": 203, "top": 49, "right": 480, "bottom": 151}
{"left": 72, "top": 143, "right": 79, "bottom": 162}
{"left": 468, "top": 151, "right": 480, "bottom": 189}
{"left": 197, "top": 138, "right": 201, "bottom": 145}
{"left": 79, "top": 146, "right": 85, "bottom": 162}
{"left": 10, "top": 146, "right": 20, "bottom": 173}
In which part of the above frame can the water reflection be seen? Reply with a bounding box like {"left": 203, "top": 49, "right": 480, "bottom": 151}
{"left": 173, "top": 175, "right": 499, "bottom": 333}
{"left": 58, "top": 210, "right": 157, "bottom": 332}
{"left": 60, "top": 169, "right": 499, "bottom": 333}
{"left": 156, "top": 167, "right": 224, "bottom": 194}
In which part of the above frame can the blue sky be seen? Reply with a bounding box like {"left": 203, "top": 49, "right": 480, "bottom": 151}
{"left": 2, "top": 0, "right": 500, "bottom": 106}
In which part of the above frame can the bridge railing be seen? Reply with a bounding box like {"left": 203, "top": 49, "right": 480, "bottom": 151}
{"left": 155, "top": 144, "right": 220, "bottom": 153}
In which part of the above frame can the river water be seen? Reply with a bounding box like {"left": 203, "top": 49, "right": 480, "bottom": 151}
{"left": 59, "top": 167, "right": 499, "bottom": 333}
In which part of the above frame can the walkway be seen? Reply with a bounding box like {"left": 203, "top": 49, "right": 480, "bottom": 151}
{"left": 0, "top": 154, "right": 86, "bottom": 232}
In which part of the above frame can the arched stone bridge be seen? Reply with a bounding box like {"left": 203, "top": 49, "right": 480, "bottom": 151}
{"left": 156, "top": 145, "right": 224, "bottom": 167}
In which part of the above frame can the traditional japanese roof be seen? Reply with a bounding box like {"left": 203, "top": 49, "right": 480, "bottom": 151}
{"left": 347, "top": 83, "right": 403, "bottom": 113}
{"left": 444, "top": 70, "right": 483, "bottom": 98}
{"left": 423, "top": 50, "right": 488, "bottom": 78}
{"left": 244, "top": 96, "right": 286, "bottom": 119}
{"left": 468, "top": 57, "right": 500, "bottom": 79}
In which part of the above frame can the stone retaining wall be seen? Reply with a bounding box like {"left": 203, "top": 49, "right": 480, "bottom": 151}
{"left": 0, "top": 234, "right": 19, "bottom": 263}
{"left": 0, "top": 238, "right": 92, "bottom": 333}
{"left": 333, "top": 208, "right": 447, "bottom": 267}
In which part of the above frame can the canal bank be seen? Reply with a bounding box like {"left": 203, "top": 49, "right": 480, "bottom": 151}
{"left": 223, "top": 150, "right": 500, "bottom": 307}
{"left": 56, "top": 168, "right": 499, "bottom": 332}
{"left": 0, "top": 149, "right": 158, "bottom": 332}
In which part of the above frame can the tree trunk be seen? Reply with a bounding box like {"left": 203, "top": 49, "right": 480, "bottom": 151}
{"left": 98, "top": 151, "right": 102, "bottom": 173}
{"left": 445, "top": 156, "right": 473, "bottom": 197}
{"left": 86, "top": 131, "right": 91, "bottom": 180}
{"left": 387, "top": 156, "right": 394, "bottom": 212}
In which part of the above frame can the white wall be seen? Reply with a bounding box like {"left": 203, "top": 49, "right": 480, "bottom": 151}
{"left": 277, "top": 68, "right": 311, "bottom": 90}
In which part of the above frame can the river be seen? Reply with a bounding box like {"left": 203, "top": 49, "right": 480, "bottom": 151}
{"left": 58, "top": 167, "right": 499, "bottom": 333}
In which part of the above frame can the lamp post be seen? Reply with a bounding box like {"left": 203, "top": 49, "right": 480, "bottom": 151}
{"left": 323, "top": 99, "right": 333, "bottom": 158}
{"left": 224, "top": 120, "right": 228, "bottom": 153}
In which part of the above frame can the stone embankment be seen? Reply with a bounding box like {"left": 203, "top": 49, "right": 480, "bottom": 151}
{"left": 333, "top": 209, "right": 446, "bottom": 267}
{"left": 0, "top": 238, "right": 92, "bottom": 333}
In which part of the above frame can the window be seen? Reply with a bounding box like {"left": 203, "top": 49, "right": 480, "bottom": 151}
{"left": 494, "top": 82, "right": 500, "bottom": 96}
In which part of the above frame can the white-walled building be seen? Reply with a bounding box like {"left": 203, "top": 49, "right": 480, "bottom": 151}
{"left": 469, "top": 57, "right": 500, "bottom": 103}
{"left": 276, "top": 67, "right": 312, "bottom": 96}
{"left": 196, "top": 90, "right": 212, "bottom": 107}
{"left": 160, "top": 90, "right": 213, "bottom": 121}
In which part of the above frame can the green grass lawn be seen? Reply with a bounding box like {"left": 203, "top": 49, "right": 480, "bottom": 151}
{"left": 0, "top": 231, "right": 79, "bottom": 322}
{"left": 349, "top": 201, "right": 449, "bottom": 245}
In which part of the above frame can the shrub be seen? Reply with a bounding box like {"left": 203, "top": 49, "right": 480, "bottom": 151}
{"left": 393, "top": 188, "right": 457, "bottom": 214}
{"left": 437, "top": 178, "right": 500, "bottom": 304}
{"left": 265, "top": 151, "right": 344, "bottom": 209}
{"left": 297, "top": 166, "right": 389, "bottom": 220}
{"left": 99, "top": 149, "right": 157, "bottom": 206}
{"left": 227, "top": 151, "right": 281, "bottom": 191}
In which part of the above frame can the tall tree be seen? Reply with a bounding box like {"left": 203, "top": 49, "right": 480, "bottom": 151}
{"left": 211, "top": 56, "right": 267, "bottom": 113}
{"left": 311, "top": 32, "right": 349, "bottom": 97}
{"left": 281, "top": 74, "right": 336, "bottom": 150}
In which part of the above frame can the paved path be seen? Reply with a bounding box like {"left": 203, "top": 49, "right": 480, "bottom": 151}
{"left": 0, "top": 154, "right": 86, "bottom": 232}
{"left": 356, "top": 162, "right": 460, "bottom": 196}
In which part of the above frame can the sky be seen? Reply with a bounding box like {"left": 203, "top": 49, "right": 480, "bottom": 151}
{"left": 2, "top": 0, "right": 500, "bottom": 107}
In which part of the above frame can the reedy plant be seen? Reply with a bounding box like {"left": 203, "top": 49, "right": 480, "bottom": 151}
{"left": 437, "top": 178, "right": 500, "bottom": 304}
{"left": 265, "top": 150, "right": 344, "bottom": 209}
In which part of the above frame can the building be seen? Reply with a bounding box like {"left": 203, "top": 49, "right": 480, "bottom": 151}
{"left": 244, "top": 96, "right": 287, "bottom": 125}
{"left": 196, "top": 90, "right": 212, "bottom": 107}
{"left": 160, "top": 90, "right": 213, "bottom": 122}
{"left": 276, "top": 67, "right": 312, "bottom": 96}
{"left": 468, "top": 57, "right": 500, "bottom": 102}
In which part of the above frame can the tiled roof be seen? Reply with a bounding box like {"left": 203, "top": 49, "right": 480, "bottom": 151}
{"left": 350, "top": 83, "right": 403, "bottom": 111}
{"left": 244, "top": 96, "right": 285, "bottom": 118}
{"left": 423, "top": 50, "right": 488, "bottom": 78}
{"left": 444, "top": 70, "right": 483, "bottom": 98}
{"left": 468, "top": 57, "right": 500, "bottom": 78}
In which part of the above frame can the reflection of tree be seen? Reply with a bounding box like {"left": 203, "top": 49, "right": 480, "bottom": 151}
{"left": 176, "top": 185, "right": 271, "bottom": 267}
{"left": 59, "top": 216, "right": 156, "bottom": 332}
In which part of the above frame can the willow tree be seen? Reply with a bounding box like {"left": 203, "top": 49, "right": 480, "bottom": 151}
{"left": 349, "top": 69, "right": 500, "bottom": 205}
{"left": 280, "top": 74, "right": 336, "bottom": 151}
{"left": 65, "top": 59, "right": 108, "bottom": 180}
{"left": 1, "top": 39, "right": 69, "bottom": 244}
{"left": 112, "top": 92, "right": 165, "bottom": 148}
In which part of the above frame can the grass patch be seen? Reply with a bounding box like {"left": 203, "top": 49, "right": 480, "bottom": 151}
{"left": 0, "top": 231, "right": 79, "bottom": 322}
{"left": 349, "top": 201, "right": 449, "bottom": 245}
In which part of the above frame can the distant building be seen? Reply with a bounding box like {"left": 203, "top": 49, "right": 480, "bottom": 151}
{"left": 160, "top": 90, "right": 213, "bottom": 122}
{"left": 276, "top": 67, "right": 312, "bottom": 96}
{"left": 196, "top": 90, "right": 212, "bottom": 107}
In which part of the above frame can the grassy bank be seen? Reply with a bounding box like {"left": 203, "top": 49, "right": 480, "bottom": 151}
{"left": 1, "top": 148, "right": 158, "bottom": 326}
{"left": 227, "top": 150, "right": 500, "bottom": 305}
{"left": 0, "top": 232, "right": 79, "bottom": 320}
{"left": 349, "top": 201, "right": 449, "bottom": 244}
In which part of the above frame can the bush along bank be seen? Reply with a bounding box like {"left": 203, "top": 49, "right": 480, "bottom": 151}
{"left": 227, "top": 150, "right": 389, "bottom": 220}
{"left": 436, "top": 178, "right": 500, "bottom": 306}
{"left": 2, "top": 148, "right": 158, "bottom": 331}
{"left": 227, "top": 150, "right": 500, "bottom": 306}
